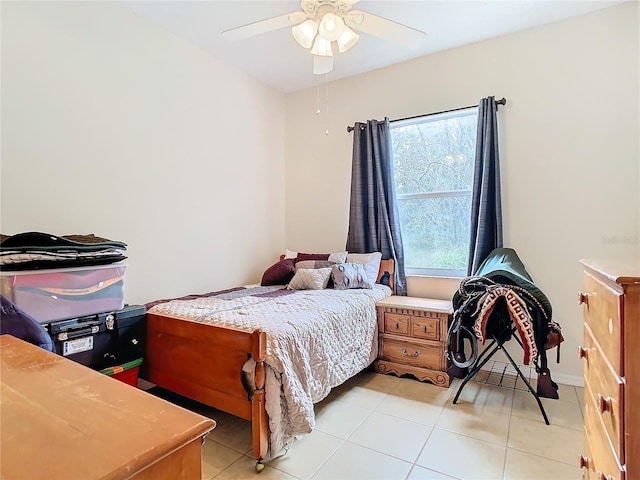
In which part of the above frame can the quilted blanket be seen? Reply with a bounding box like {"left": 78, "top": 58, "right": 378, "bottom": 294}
{"left": 148, "top": 284, "right": 391, "bottom": 455}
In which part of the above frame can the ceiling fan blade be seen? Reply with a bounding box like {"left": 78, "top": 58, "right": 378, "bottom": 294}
{"left": 344, "top": 10, "right": 426, "bottom": 47}
{"left": 222, "top": 11, "right": 307, "bottom": 41}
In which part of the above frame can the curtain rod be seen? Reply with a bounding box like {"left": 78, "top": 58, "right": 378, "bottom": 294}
{"left": 346, "top": 97, "right": 507, "bottom": 133}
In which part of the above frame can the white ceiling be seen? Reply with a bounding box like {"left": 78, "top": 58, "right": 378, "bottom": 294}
{"left": 122, "top": 0, "right": 625, "bottom": 93}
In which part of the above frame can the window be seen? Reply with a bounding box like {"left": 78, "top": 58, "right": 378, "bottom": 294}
{"left": 390, "top": 108, "right": 477, "bottom": 277}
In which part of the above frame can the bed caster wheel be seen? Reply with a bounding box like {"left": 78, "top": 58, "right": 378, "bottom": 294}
{"left": 255, "top": 461, "right": 264, "bottom": 473}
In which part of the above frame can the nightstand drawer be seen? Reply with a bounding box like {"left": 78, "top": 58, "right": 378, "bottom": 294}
{"left": 381, "top": 338, "right": 441, "bottom": 370}
{"left": 411, "top": 317, "right": 440, "bottom": 341}
{"left": 582, "top": 272, "right": 623, "bottom": 375}
{"left": 384, "top": 314, "right": 409, "bottom": 335}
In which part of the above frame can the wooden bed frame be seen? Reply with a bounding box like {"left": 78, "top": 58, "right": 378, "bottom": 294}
{"left": 145, "top": 259, "right": 394, "bottom": 472}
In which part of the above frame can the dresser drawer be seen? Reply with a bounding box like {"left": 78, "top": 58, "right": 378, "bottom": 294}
{"left": 580, "top": 437, "right": 597, "bottom": 480}
{"left": 582, "top": 272, "right": 623, "bottom": 375}
{"left": 584, "top": 380, "right": 625, "bottom": 480}
{"left": 582, "top": 324, "right": 625, "bottom": 462}
{"left": 381, "top": 338, "right": 441, "bottom": 370}
{"left": 384, "top": 314, "right": 410, "bottom": 335}
{"left": 411, "top": 317, "right": 440, "bottom": 341}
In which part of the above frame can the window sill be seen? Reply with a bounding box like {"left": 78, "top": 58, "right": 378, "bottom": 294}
{"left": 406, "top": 273, "right": 465, "bottom": 281}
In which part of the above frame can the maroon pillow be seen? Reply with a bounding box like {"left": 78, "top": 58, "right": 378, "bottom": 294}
{"left": 261, "top": 259, "right": 296, "bottom": 286}
{"left": 295, "top": 253, "right": 330, "bottom": 263}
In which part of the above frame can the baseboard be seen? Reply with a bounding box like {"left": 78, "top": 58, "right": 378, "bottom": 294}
{"left": 549, "top": 372, "right": 584, "bottom": 387}
{"left": 476, "top": 361, "right": 584, "bottom": 388}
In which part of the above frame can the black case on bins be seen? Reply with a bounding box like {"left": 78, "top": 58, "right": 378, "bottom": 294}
{"left": 42, "top": 304, "right": 146, "bottom": 371}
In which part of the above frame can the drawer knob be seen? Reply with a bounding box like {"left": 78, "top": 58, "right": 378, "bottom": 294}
{"left": 578, "top": 292, "right": 589, "bottom": 305}
{"left": 597, "top": 393, "right": 613, "bottom": 414}
{"left": 578, "top": 346, "right": 589, "bottom": 359}
{"left": 402, "top": 347, "right": 420, "bottom": 357}
{"left": 579, "top": 454, "right": 590, "bottom": 469}
{"left": 423, "top": 326, "right": 427, "bottom": 333}
{"left": 395, "top": 322, "right": 399, "bottom": 329}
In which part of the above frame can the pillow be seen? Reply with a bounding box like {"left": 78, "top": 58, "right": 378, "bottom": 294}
{"left": 294, "top": 260, "right": 337, "bottom": 271}
{"left": 331, "top": 263, "right": 373, "bottom": 290}
{"left": 296, "top": 251, "right": 348, "bottom": 264}
{"left": 346, "top": 252, "right": 382, "bottom": 285}
{"left": 296, "top": 259, "right": 339, "bottom": 288}
{"left": 260, "top": 258, "right": 295, "bottom": 286}
{"left": 287, "top": 268, "right": 332, "bottom": 290}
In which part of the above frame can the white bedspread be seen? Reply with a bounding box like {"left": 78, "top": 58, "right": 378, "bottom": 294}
{"left": 148, "top": 284, "right": 391, "bottom": 455}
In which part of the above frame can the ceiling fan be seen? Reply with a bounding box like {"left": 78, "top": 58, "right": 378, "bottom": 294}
{"left": 222, "top": 0, "right": 426, "bottom": 75}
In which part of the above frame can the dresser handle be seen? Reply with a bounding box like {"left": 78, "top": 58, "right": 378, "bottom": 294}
{"left": 423, "top": 326, "right": 427, "bottom": 333}
{"left": 597, "top": 473, "right": 613, "bottom": 480}
{"left": 597, "top": 394, "right": 612, "bottom": 414}
{"left": 578, "top": 346, "right": 589, "bottom": 359}
{"left": 402, "top": 347, "right": 419, "bottom": 357}
{"left": 578, "top": 292, "right": 589, "bottom": 305}
{"left": 395, "top": 322, "right": 399, "bottom": 329}
{"left": 579, "top": 454, "right": 590, "bottom": 469}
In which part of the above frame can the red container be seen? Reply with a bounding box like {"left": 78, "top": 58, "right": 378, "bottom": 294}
{"left": 99, "top": 358, "right": 142, "bottom": 387}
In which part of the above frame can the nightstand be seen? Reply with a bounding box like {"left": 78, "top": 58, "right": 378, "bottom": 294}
{"left": 374, "top": 295, "right": 454, "bottom": 387}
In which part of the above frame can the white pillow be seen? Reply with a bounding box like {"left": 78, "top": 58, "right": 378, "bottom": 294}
{"left": 332, "top": 263, "right": 373, "bottom": 290}
{"left": 346, "top": 252, "right": 382, "bottom": 285}
{"left": 328, "top": 251, "right": 348, "bottom": 263}
{"left": 287, "top": 268, "right": 332, "bottom": 290}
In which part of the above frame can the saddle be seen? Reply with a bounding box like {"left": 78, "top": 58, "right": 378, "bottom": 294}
{"left": 446, "top": 248, "right": 562, "bottom": 399}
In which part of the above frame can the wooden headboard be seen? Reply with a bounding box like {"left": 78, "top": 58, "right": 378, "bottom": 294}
{"left": 377, "top": 258, "right": 395, "bottom": 293}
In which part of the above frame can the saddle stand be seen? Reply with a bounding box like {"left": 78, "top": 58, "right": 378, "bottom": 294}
{"left": 452, "top": 324, "right": 550, "bottom": 425}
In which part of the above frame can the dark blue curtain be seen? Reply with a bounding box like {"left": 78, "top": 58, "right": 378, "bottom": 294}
{"left": 346, "top": 118, "right": 407, "bottom": 295}
{"left": 467, "top": 96, "right": 503, "bottom": 275}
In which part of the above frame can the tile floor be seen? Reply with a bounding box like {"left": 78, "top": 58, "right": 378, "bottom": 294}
{"left": 149, "top": 368, "right": 584, "bottom": 480}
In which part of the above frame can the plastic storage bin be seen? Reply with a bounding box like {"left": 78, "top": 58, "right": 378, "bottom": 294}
{"left": 0, "top": 263, "right": 127, "bottom": 323}
{"left": 99, "top": 358, "right": 143, "bottom": 387}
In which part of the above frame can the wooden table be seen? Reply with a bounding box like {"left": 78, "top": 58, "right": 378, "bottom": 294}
{"left": 0, "top": 335, "right": 215, "bottom": 479}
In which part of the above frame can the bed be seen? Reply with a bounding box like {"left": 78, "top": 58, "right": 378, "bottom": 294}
{"left": 144, "top": 257, "right": 394, "bottom": 472}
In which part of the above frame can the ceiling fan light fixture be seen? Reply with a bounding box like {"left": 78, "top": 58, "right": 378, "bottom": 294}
{"left": 318, "top": 12, "right": 344, "bottom": 42}
{"left": 337, "top": 25, "right": 359, "bottom": 53}
{"left": 292, "top": 19, "right": 318, "bottom": 49}
{"left": 313, "top": 55, "right": 333, "bottom": 75}
{"left": 310, "top": 35, "right": 333, "bottom": 56}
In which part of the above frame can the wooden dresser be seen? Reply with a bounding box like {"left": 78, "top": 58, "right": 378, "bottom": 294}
{"left": 374, "top": 296, "right": 453, "bottom": 387}
{"left": 0, "top": 335, "right": 215, "bottom": 480}
{"left": 578, "top": 260, "right": 640, "bottom": 480}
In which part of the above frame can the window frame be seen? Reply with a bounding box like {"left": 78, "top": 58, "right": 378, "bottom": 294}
{"left": 390, "top": 107, "right": 477, "bottom": 278}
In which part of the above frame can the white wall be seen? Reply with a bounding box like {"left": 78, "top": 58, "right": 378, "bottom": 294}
{"left": 285, "top": 2, "right": 640, "bottom": 383}
{"left": 1, "top": 2, "right": 286, "bottom": 305}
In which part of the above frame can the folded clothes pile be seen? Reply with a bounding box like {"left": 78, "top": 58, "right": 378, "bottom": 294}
{"left": 0, "top": 232, "right": 127, "bottom": 271}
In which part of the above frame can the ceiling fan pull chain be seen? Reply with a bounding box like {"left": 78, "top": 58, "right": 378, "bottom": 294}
{"left": 325, "top": 72, "right": 330, "bottom": 135}
{"left": 316, "top": 74, "right": 321, "bottom": 115}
